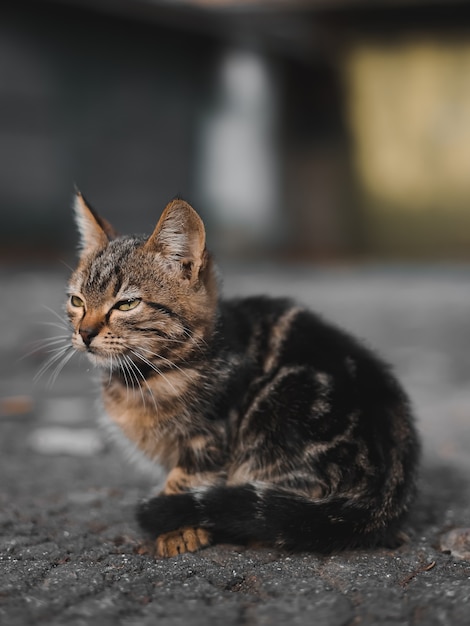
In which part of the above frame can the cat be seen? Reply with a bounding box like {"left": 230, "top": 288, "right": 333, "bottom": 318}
{"left": 66, "top": 190, "right": 420, "bottom": 557}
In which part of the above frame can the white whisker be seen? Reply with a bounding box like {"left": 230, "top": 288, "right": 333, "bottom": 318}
{"left": 130, "top": 345, "right": 192, "bottom": 381}
{"left": 42, "top": 305, "right": 68, "bottom": 325}
{"left": 154, "top": 353, "right": 192, "bottom": 377}
{"left": 48, "top": 348, "right": 76, "bottom": 387}
{"left": 123, "top": 355, "right": 144, "bottom": 403}
{"left": 136, "top": 326, "right": 206, "bottom": 353}
{"left": 182, "top": 327, "right": 209, "bottom": 350}
{"left": 31, "top": 305, "right": 76, "bottom": 384}
{"left": 37, "top": 320, "right": 70, "bottom": 332}
{"left": 34, "top": 347, "right": 68, "bottom": 381}
{"left": 117, "top": 354, "right": 132, "bottom": 401}
{"left": 125, "top": 354, "right": 159, "bottom": 413}
{"left": 107, "top": 354, "right": 114, "bottom": 385}
{"left": 37, "top": 335, "right": 70, "bottom": 343}
{"left": 127, "top": 348, "right": 180, "bottom": 395}
{"left": 44, "top": 344, "right": 73, "bottom": 355}
{"left": 59, "top": 258, "right": 75, "bottom": 272}
{"left": 20, "top": 336, "right": 70, "bottom": 361}
{"left": 124, "top": 355, "right": 148, "bottom": 409}
{"left": 34, "top": 345, "right": 73, "bottom": 384}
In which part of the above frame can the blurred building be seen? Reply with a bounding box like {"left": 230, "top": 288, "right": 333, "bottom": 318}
{"left": 2, "top": 0, "right": 470, "bottom": 262}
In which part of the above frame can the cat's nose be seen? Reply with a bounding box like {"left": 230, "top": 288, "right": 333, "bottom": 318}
{"left": 79, "top": 326, "right": 99, "bottom": 347}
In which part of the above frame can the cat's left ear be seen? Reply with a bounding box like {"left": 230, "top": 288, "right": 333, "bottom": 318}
{"left": 144, "top": 199, "right": 206, "bottom": 282}
{"left": 73, "top": 189, "right": 118, "bottom": 254}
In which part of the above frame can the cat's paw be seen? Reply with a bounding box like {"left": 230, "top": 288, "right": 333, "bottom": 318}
{"left": 156, "top": 526, "right": 211, "bottom": 557}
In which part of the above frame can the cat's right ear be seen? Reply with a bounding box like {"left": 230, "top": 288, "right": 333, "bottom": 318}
{"left": 144, "top": 199, "right": 207, "bottom": 283}
{"left": 73, "top": 190, "right": 117, "bottom": 254}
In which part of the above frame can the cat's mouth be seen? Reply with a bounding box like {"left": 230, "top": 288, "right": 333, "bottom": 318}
{"left": 72, "top": 340, "right": 117, "bottom": 368}
{"left": 81, "top": 346, "right": 149, "bottom": 373}
{"left": 72, "top": 332, "right": 165, "bottom": 375}
{"left": 82, "top": 349, "right": 111, "bottom": 368}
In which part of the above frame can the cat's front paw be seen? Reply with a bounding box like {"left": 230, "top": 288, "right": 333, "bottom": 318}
{"left": 156, "top": 526, "right": 211, "bottom": 557}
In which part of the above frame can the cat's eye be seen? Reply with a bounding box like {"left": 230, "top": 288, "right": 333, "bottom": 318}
{"left": 116, "top": 298, "right": 141, "bottom": 311}
{"left": 70, "top": 295, "right": 85, "bottom": 308}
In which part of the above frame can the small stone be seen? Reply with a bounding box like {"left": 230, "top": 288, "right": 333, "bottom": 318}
{"left": 439, "top": 528, "right": 470, "bottom": 561}
{"left": 0, "top": 395, "right": 33, "bottom": 417}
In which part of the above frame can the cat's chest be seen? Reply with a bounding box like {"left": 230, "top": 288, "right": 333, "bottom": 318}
{"left": 102, "top": 370, "right": 199, "bottom": 467}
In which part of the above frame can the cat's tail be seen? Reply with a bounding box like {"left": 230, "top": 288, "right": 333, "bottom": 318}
{"left": 136, "top": 484, "right": 407, "bottom": 553}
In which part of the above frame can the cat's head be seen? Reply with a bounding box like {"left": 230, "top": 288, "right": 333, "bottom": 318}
{"left": 67, "top": 191, "right": 218, "bottom": 371}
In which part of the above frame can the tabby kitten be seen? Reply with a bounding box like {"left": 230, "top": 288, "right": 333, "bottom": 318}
{"left": 67, "top": 191, "right": 419, "bottom": 557}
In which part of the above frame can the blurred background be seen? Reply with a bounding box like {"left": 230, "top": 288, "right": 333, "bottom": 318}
{"left": 3, "top": 0, "right": 470, "bottom": 262}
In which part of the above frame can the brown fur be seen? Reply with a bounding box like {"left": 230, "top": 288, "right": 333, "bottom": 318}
{"left": 64, "top": 192, "right": 420, "bottom": 557}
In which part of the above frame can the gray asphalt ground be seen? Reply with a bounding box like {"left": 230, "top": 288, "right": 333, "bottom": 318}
{"left": 1, "top": 263, "right": 470, "bottom": 625}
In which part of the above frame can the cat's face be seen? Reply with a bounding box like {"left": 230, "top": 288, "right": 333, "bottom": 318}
{"left": 67, "top": 193, "right": 218, "bottom": 372}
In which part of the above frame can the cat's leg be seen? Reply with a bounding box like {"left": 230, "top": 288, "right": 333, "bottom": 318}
{"left": 138, "top": 491, "right": 208, "bottom": 556}
{"left": 163, "top": 466, "right": 223, "bottom": 495}
{"left": 152, "top": 466, "right": 224, "bottom": 556}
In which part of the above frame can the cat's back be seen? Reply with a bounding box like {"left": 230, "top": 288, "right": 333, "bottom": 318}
{"left": 221, "top": 294, "right": 384, "bottom": 376}
{"left": 221, "top": 293, "right": 415, "bottom": 437}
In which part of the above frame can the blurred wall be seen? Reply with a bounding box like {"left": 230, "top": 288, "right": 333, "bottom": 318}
{"left": 346, "top": 36, "right": 470, "bottom": 258}
{"left": 1, "top": 0, "right": 348, "bottom": 263}
{"left": 0, "top": 1, "right": 219, "bottom": 259}
{"left": 3, "top": 1, "right": 470, "bottom": 262}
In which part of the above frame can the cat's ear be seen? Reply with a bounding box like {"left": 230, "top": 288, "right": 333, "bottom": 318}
{"left": 144, "top": 199, "right": 206, "bottom": 281}
{"left": 73, "top": 189, "right": 118, "bottom": 254}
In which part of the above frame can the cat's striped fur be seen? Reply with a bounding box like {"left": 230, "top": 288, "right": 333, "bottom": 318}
{"left": 67, "top": 192, "right": 420, "bottom": 557}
